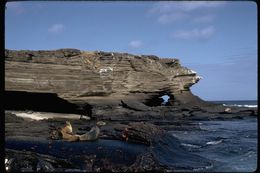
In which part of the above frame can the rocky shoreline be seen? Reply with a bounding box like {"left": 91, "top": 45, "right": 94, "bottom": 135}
{"left": 5, "top": 49, "right": 257, "bottom": 171}
{"left": 5, "top": 108, "right": 256, "bottom": 172}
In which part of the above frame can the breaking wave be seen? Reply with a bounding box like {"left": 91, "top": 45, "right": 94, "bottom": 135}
{"left": 222, "top": 104, "right": 257, "bottom": 108}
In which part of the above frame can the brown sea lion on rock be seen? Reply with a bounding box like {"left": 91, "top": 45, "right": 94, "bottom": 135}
{"left": 60, "top": 121, "right": 79, "bottom": 142}
{"left": 62, "top": 121, "right": 73, "bottom": 134}
{"left": 50, "top": 121, "right": 106, "bottom": 142}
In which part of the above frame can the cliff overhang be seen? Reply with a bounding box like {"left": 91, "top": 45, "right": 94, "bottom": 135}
{"left": 5, "top": 48, "right": 214, "bottom": 118}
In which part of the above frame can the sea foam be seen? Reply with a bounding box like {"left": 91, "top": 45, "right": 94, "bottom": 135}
{"left": 222, "top": 104, "right": 257, "bottom": 108}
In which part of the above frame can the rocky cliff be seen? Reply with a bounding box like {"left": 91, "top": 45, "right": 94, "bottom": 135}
{"left": 5, "top": 49, "right": 221, "bottom": 119}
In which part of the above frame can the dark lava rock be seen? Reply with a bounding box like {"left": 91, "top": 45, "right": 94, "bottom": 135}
{"left": 36, "top": 159, "right": 55, "bottom": 172}
{"left": 120, "top": 100, "right": 151, "bottom": 111}
{"left": 5, "top": 111, "right": 25, "bottom": 123}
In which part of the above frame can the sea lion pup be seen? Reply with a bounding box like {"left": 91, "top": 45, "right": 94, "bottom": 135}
{"left": 60, "top": 121, "right": 79, "bottom": 142}
{"left": 63, "top": 121, "right": 73, "bottom": 134}
{"left": 78, "top": 121, "right": 106, "bottom": 141}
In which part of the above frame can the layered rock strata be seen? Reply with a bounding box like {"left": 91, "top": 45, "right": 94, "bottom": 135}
{"left": 5, "top": 49, "right": 256, "bottom": 119}
{"left": 5, "top": 49, "right": 206, "bottom": 112}
{"left": 5, "top": 49, "right": 201, "bottom": 96}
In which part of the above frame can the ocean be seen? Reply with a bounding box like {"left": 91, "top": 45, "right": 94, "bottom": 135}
{"left": 170, "top": 100, "right": 258, "bottom": 172}
{"left": 210, "top": 100, "right": 258, "bottom": 108}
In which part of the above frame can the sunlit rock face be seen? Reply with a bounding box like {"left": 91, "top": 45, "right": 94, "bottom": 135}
{"left": 5, "top": 49, "right": 207, "bottom": 117}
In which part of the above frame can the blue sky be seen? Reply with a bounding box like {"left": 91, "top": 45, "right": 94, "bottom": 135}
{"left": 5, "top": 1, "right": 257, "bottom": 101}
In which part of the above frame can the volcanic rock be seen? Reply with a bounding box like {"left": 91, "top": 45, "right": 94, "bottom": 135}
{"left": 5, "top": 49, "right": 212, "bottom": 118}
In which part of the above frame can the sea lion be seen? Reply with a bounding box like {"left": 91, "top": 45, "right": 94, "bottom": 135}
{"left": 60, "top": 121, "right": 79, "bottom": 142}
{"left": 58, "top": 121, "right": 106, "bottom": 142}
{"left": 79, "top": 121, "right": 106, "bottom": 141}
{"left": 78, "top": 126, "right": 100, "bottom": 141}
{"left": 62, "top": 121, "right": 73, "bottom": 134}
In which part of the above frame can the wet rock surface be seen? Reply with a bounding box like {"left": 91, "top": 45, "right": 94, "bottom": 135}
{"left": 5, "top": 112, "right": 216, "bottom": 172}
{"left": 5, "top": 110, "right": 256, "bottom": 172}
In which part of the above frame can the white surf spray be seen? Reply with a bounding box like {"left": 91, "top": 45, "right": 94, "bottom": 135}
{"left": 206, "top": 139, "right": 224, "bottom": 145}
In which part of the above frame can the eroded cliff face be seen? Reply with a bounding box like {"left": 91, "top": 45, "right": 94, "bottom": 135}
{"left": 5, "top": 49, "right": 209, "bottom": 118}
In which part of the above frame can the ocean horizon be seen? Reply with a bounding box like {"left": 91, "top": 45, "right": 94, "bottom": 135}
{"left": 208, "top": 100, "right": 257, "bottom": 108}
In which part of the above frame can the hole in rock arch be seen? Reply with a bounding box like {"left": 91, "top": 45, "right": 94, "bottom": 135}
{"left": 160, "top": 95, "right": 170, "bottom": 105}
{"left": 5, "top": 91, "right": 91, "bottom": 115}
{"left": 143, "top": 93, "right": 173, "bottom": 107}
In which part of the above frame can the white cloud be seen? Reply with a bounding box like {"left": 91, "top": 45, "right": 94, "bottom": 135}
{"left": 48, "top": 24, "right": 64, "bottom": 34}
{"left": 175, "top": 1, "right": 226, "bottom": 11}
{"left": 149, "top": 1, "right": 225, "bottom": 24}
{"left": 172, "top": 26, "right": 215, "bottom": 40}
{"left": 129, "top": 40, "right": 143, "bottom": 48}
{"left": 158, "top": 12, "right": 189, "bottom": 24}
{"left": 151, "top": 1, "right": 226, "bottom": 13}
